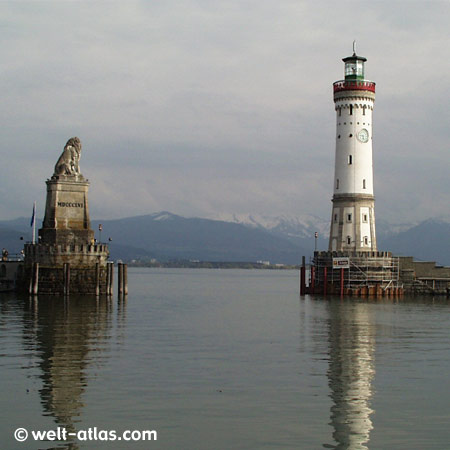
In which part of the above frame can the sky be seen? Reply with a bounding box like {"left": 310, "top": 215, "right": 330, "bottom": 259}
{"left": 0, "top": 0, "right": 449, "bottom": 224}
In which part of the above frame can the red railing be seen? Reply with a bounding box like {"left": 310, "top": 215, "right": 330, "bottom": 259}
{"left": 333, "top": 80, "right": 376, "bottom": 93}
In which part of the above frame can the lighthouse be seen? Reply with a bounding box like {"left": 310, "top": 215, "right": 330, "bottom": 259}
{"left": 328, "top": 49, "right": 377, "bottom": 252}
{"left": 301, "top": 49, "right": 402, "bottom": 298}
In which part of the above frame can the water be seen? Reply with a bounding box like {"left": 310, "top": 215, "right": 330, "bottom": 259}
{"left": 1, "top": 268, "right": 449, "bottom": 449}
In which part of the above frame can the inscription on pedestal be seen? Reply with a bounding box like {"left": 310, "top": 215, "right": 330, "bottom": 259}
{"left": 57, "top": 202, "right": 84, "bottom": 208}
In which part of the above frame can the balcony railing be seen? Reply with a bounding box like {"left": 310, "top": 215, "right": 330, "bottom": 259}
{"left": 333, "top": 80, "right": 376, "bottom": 93}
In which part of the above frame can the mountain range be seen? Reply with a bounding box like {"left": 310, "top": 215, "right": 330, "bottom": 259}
{"left": 1, "top": 212, "right": 449, "bottom": 266}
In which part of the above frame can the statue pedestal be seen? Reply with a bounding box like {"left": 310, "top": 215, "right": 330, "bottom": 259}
{"left": 39, "top": 176, "right": 94, "bottom": 246}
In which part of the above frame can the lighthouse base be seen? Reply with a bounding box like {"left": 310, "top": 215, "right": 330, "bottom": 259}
{"left": 329, "top": 195, "right": 377, "bottom": 252}
{"left": 304, "top": 251, "right": 403, "bottom": 297}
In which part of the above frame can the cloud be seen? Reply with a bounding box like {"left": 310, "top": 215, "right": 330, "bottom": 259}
{"left": 0, "top": 0, "right": 448, "bottom": 224}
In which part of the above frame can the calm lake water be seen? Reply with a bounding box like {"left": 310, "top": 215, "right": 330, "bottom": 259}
{"left": 1, "top": 268, "right": 449, "bottom": 449}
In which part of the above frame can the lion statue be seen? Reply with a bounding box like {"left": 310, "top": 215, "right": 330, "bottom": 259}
{"left": 53, "top": 137, "right": 82, "bottom": 176}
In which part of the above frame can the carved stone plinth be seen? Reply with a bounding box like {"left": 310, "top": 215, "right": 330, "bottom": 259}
{"left": 39, "top": 177, "right": 94, "bottom": 246}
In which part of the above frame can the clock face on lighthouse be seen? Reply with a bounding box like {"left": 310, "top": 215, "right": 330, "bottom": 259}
{"left": 357, "top": 128, "right": 369, "bottom": 143}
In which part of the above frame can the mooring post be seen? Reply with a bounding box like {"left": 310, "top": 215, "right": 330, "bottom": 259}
{"left": 29, "top": 266, "right": 33, "bottom": 295}
{"left": 118, "top": 263, "right": 123, "bottom": 295}
{"left": 340, "top": 267, "right": 344, "bottom": 297}
{"left": 123, "top": 264, "right": 128, "bottom": 295}
{"left": 106, "top": 262, "right": 113, "bottom": 296}
{"left": 32, "top": 262, "right": 39, "bottom": 295}
{"left": 95, "top": 263, "right": 100, "bottom": 297}
{"left": 107, "top": 263, "right": 110, "bottom": 296}
{"left": 63, "top": 263, "right": 70, "bottom": 296}
{"left": 63, "top": 263, "right": 67, "bottom": 296}
{"left": 106, "top": 262, "right": 110, "bottom": 296}
{"left": 300, "top": 256, "right": 306, "bottom": 296}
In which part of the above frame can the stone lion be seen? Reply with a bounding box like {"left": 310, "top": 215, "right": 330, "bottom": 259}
{"left": 53, "top": 137, "right": 82, "bottom": 176}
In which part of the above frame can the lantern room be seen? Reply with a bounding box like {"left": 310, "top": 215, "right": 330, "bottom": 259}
{"left": 343, "top": 53, "right": 367, "bottom": 80}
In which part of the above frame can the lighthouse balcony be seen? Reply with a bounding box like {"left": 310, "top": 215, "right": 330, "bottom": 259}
{"left": 333, "top": 80, "right": 376, "bottom": 93}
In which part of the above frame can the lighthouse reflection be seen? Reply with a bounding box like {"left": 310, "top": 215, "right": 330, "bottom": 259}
{"left": 23, "top": 296, "right": 118, "bottom": 447}
{"left": 326, "top": 300, "right": 376, "bottom": 449}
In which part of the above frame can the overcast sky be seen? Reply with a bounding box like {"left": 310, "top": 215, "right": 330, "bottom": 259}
{"left": 0, "top": 0, "right": 448, "bottom": 224}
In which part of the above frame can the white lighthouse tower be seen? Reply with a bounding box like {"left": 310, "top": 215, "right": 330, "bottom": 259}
{"left": 329, "top": 48, "right": 377, "bottom": 252}
{"left": 302, "top": 48, "right": 401, "bottom": 297}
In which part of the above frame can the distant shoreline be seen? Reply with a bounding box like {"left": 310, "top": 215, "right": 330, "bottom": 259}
{"left": 127, "top": 261, "right": 301, "bottom": 270}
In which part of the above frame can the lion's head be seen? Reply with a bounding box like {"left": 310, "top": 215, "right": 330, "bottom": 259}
{"left": 64, "top": 137, "right": 82, "bottom": 155}
{"left": 53, "top": 136, "right": 83, "bottom": 177}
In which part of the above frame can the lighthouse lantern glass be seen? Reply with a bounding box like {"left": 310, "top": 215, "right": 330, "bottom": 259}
{"left": 345, "top": 60, "right": 364, "bottom": 80}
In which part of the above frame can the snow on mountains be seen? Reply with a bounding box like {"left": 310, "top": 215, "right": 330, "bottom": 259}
{"left": 212, "top": 213, "right": 330, "bottom": 239}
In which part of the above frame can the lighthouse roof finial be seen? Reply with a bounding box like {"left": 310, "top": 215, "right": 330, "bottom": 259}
{"left": 342, "top": 43, "right": 367, "bottom": 63}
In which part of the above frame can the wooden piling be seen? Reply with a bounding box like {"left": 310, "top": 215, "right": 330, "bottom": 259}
{"left": 323, "top": 267, "right": 327, "bottom": 296}
{"left": 123, "top": 264, "right": 128, "bottom": 295}
{"left": 106, "top": 262, "right": 113, "bottom": 296}
{"left": 32, "top": 262, "right": 39, "bottom": 295}
{"left": 118, "top": 263, "right": 123, "bottom": 295}
{"left": 28, "top": 266, "right": 33, "bottom": 295}
{"left": 300, "top": 256, "right": 306, "bottom": 296}
{"left": 63, "top": 263, "right": 70, "bottom": 296}
{"left": 310, "top": 266, "right": 315, "bottom": 294}
{"left": 110, "top": 262, "right": 114, "bottom": 296}
{"left": 95, "top": 263, "right": 100, "bottom": 297}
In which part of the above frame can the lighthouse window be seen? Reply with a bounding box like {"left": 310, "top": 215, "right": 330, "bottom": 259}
{"left": 363, "top": 214, "right": 368, "bottom": 222}
{"left": 338, "top": 135, "right": 341, "bottom": 139}
{"left": 348, "top": 155, "right": 353, "bottom": 165}
{"left": 347, "top": 236, "right": 351, "bottom": 245}
{"left": 363, "top": 179, "right": 366, "bottom": 189}
{"left": 336, "top": 179, "right": 339, "bottom": 189}
{"left": 349, "top": 105, "right": 353, "bottom": 115}
{"left": 364, "top": 236, "right": 369, "bottom": 245}
{"left": 347, "top": 213, "right": 352, "bottom": 222}
{"left": 349, "top": 133, "right": 353, "bottom": 138}
{"left": 339, "top": 108, "right": 341, "bottom": 116}
{"left": 334, "top": 214, "right": 338, "bottom": 222}
{"left": 363, "top": 107, "right": 366, "bottom": 116}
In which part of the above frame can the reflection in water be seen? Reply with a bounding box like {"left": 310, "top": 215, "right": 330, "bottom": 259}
{"left": 21, "top": 295, "right": 122, "bottom": 448}
{"left": 326, "top": 301, "right": 375, "bottom": 450}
